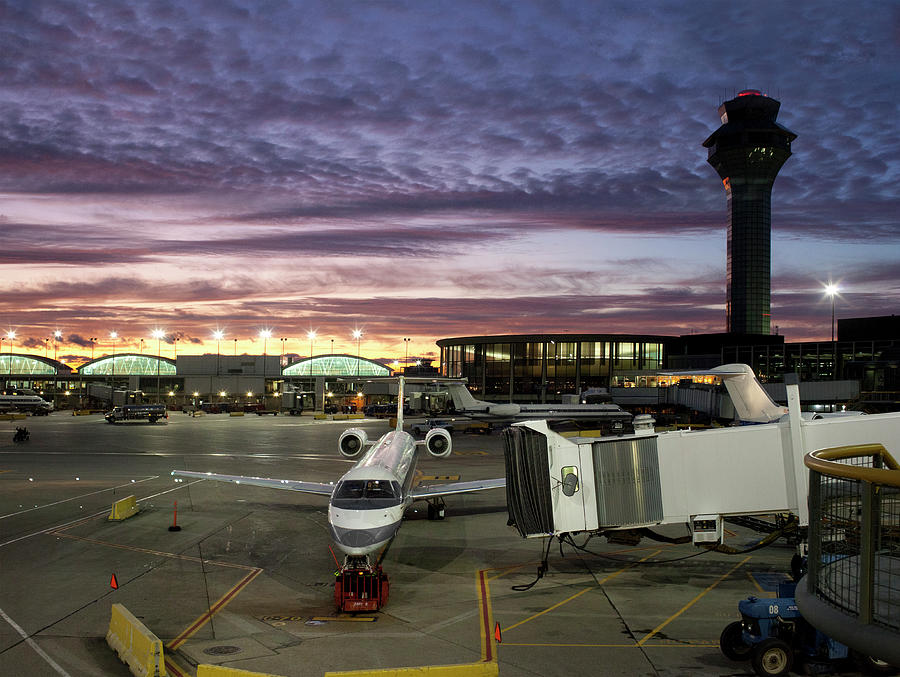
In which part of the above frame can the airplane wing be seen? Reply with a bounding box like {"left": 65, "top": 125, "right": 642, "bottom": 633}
{"left": 411, "top": 477, "right": 505, "bottom": 499}
{"left": 171, "top": 470, "right": 334, "bottom": 496}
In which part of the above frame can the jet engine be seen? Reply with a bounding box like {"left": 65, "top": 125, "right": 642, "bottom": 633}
{"left": 424, "top": 427, "right": 452, "bottom": 458}
{"left": 339, "top": 428, "right": 369, "bottom": 458}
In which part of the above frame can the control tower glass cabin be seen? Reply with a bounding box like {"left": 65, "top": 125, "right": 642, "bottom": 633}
{"left": 703, "top": 90, "right": 796, "bottom": 335}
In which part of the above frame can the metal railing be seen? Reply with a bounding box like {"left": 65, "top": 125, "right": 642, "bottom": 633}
{"left": 805, "top": 443, "right": 900, "bottom": 633}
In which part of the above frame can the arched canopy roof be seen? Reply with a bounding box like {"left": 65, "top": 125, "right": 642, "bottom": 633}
{"left": 283, "top": 354, "right": 391, "bottom": 377}
{"left": 79, "top": 353, "right": 176, "bottom": 376}
{"left": 0, "top": 354, "right": 67, "bottom": 375}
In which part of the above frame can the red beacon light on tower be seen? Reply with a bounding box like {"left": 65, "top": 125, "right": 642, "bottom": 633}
{"left": 737, "top": 89, "right": 765, "bottom": 97}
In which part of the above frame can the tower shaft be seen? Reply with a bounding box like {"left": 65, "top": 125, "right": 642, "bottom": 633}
{"left": 703, "top": 90, "right": 796, "bottom": 335}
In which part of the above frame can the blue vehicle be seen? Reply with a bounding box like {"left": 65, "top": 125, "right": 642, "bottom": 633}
{"left": 720, "top": 580, "right": 895, "bottom": 676}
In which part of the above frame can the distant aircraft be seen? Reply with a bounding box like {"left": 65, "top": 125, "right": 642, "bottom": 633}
{"left": 661, "top": 363, "right": 868, "bottom": 424}
{"left": 172, "top": 376, "right": 505, "bottom": 609}
{"left": 0, "top": 389, "right": 53, "bottom": 415}
{"left": 444, "top": 380, "right": 632, "bottom": 426}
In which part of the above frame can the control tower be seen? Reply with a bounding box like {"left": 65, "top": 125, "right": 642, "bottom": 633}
{"left": 703, "top": 90, "right": 796, "bottom": 335}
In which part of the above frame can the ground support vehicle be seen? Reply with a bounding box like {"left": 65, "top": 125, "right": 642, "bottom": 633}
{"left": 255, "top": 409, "right": 279, "bottom": 416}
{"left": 333, "top": 556, "right": 389, "bottom": 612}
{"left": 720, "top": 580, "right": 896, "bottom": 676}
{"left": 13, "top": 426, "right": 29, "bottom": 442}
{"left": 104, "top": 404, "right": 168, "bottom": 424}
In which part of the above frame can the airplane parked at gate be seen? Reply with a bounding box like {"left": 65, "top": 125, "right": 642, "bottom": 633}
{"left": 444, "top": 380, "right": 632, "bottom": 427}
{"left": 172, "top": 376, "right": 505, "bottom": 609}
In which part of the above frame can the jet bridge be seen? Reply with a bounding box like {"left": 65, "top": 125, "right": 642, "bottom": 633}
{"left": 504, "top": 368, "right": 900, "bottom": 544}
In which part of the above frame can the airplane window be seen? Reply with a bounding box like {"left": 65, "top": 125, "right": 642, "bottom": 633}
{"left": 332, "top": 480, "right": 402, "bottom": 509}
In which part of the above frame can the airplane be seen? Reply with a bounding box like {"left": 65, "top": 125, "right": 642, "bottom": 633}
{"left": 661, "top": 363, "right": 865, "bottom": 423}
{"left": 171, "top": 376, "right": 505, "bottom": 610}
{"left": 444, "top": 380, "right": 632, "bottom": 427}
{"left": 0, "top": 389, "right": 53, "bottom": 415}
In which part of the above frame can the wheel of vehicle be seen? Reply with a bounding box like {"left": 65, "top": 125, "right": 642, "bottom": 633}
{"left": 751, "top": 637, "right": 793, "bottom": 677}
{"left": 719, "top": 621, "right": 752, "bottom": 661}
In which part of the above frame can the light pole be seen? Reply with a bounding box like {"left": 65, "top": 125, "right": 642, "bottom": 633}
{"left": 152, "top": 329, "right": 165, "bottom": 403}
{"left": 53, "top": 330, "right": 62, "bottom": 364}
{"left": 109, "top": 331, "right": 118, "bottom": 387}
{"left": 213, "top": 330, "right": 224, "bottom": 402}
{"left": 307, "top": 330, "right": 317, "bottom": 373}
{"left": 825, "top": 283, "right": 839, "bottom": 381}
{"left": 352, "top": 329, "right": 362, "bottom": 376}
{"left": 5, "top": 330, "right": 15, "bottom": 376}
{"left": 403, "top": 337, "right": 411, "bottom": 372}
{"left": 259, "top": 329, "right": 271, "bottom": 407}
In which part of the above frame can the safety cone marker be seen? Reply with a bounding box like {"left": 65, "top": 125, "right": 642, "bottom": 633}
{"left": 494, "top": 622, "right": 501, "bottom": 644}
{"left": 110, "top": 574, "right": 118, "bottom": 590}
{"left": 168, "top": 500, "right": 182, "bottom": 532}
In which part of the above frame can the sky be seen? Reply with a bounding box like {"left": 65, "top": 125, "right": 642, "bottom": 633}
{"left": 1, "top": 0, "right": 898, "bottom": 366}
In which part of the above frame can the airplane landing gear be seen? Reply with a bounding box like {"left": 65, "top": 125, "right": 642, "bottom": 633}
{"left": 427, "top": 496, "right": 445, "bottom": 520}
{"left": 334, "top": 555, "right": 390, "bottom": 612}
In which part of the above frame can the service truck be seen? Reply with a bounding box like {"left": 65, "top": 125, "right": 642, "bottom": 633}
{"left": 104, "top": 403, "right": 167, "bottom": 424}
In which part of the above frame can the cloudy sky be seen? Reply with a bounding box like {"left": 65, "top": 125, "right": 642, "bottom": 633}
{"left": 1, "top": 0, "right": 898, "bottom": 365}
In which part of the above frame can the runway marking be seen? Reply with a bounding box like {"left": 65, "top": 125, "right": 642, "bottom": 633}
{"left": 636, "top": 555, "right": 751, "bottom": 646}
{"left": 478, "top": 545, "right": 745, "bottom": 654}
{"left": 0, "top": 480, "right": 203, "bottom": 550}
{"left": 477, "top": 569, "right": 495, "bottom": 663}
{"left": 0, "top": 476, "right": 158, "bottom": 521}
{"left": 0, "top": 605, "right": 73, "bottom": 677}
{"left": 39, "top": 478, "right": 264, "bottom": 665}
{"left": 501, "top": 549, "right": 663, "bottom": 634}
{"left": 497, "top": 642, "right": 720, "bottom": 648}
{"left": 166, "top": 567, "right": 262, "bottom": 651}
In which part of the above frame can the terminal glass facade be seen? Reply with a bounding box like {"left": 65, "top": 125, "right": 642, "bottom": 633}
{"left": 439, "top": 335, "right": 666, "bottom": 403}
{"left": 0, "top": 355, "right": 58, "bottom": 375}
{"left": 79, "top": 354, "right": 175, "bottom": 376}
{"left": 283, "top": 355, "right": 390, "bottom": 377}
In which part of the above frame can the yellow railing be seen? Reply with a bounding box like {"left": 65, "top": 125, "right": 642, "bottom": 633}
{"left": 804, "top": 443, "right": 900, "bottom": 486}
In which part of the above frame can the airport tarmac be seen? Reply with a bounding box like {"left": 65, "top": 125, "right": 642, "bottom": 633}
{"left": 0, "top": 411, "right": 864, "bottom": 677}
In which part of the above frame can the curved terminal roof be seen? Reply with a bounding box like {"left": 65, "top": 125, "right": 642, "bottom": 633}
{"left": 0, "top": 354, "right": 65, "bottom": 375}
{"left": 283, "top": 354, "right": 391, "bottom": 377}
{"left": 79, "top": 353, "right": 176, "bottom": 376}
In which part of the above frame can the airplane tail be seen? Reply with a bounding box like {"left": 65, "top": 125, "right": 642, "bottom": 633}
{"left": 663, "top": 363, "right": 788, "bottom": 423}
{"left": 445, "top": 382, "right": 482, "bottom": 411}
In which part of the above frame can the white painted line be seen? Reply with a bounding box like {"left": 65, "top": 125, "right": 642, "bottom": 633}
{"left": 0, "top": 480, "right": 205, "bottom": 550}
{"left": 0, "top": 605, "right": 73, "bottom": 677}
{"left": 0, "top": 477, "right": 159, "bottom": 521}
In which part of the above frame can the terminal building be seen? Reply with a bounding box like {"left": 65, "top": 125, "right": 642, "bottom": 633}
{"left": 0, "top": 316, "right": 897, "bottom": 416}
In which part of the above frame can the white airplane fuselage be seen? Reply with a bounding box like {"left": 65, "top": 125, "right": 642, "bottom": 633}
{"left": 327, "top": 430, "right": 418, "bottom": 557}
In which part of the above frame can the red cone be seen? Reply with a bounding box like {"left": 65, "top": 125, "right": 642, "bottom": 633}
{"left": 494, "top": 622, "right": 501, "bottom": 643}
{"left": 110, "top": 574, "right": 118, "bottom": 590}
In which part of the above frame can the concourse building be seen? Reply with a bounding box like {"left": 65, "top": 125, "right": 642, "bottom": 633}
{"left": 437, "top": 334, "right": 668, "bottom": 403}
{"left": 0, "top": 353, "right": 391, "bottom": 412}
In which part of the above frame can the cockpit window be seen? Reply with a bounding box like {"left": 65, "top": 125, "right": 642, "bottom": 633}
{"left": 332, "top": 479, "right": 402, "bottom": 509}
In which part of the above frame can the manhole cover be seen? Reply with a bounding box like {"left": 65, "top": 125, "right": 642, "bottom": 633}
{"left": 203, "top": 645, "right": 243, "bottom": 656}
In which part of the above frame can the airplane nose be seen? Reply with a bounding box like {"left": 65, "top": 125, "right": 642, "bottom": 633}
{"left": 330, "top": 521, "right": 401, "bottom": 549}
